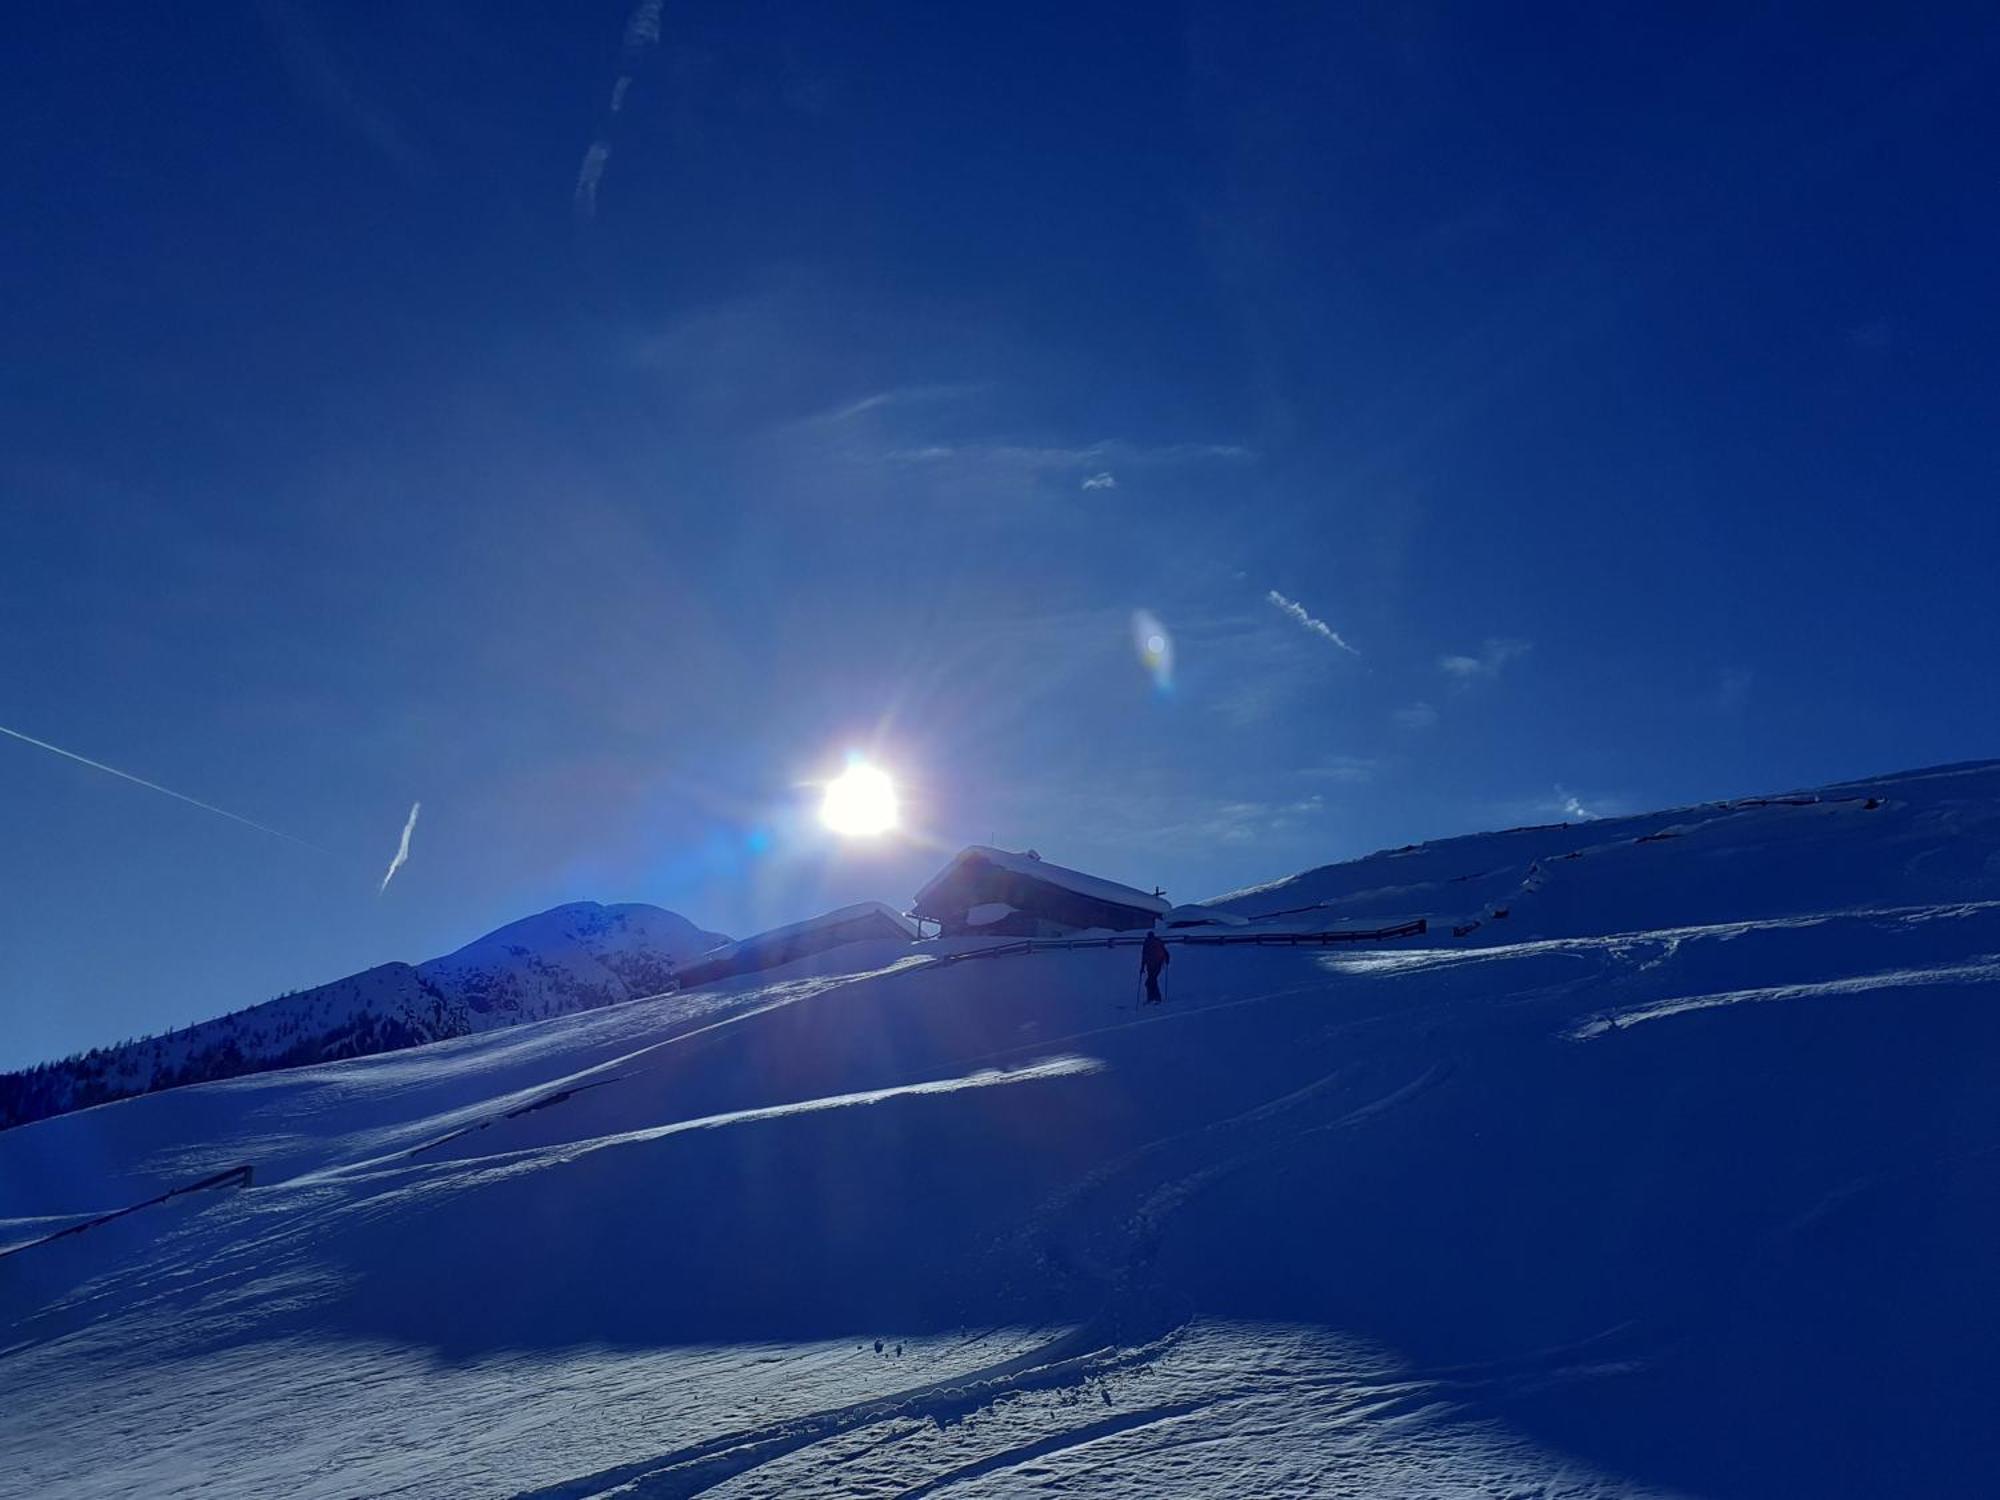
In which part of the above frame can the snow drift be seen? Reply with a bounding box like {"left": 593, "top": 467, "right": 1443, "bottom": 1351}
{"left": 3, "top": 762, "right": 1998, "bottom": 1497}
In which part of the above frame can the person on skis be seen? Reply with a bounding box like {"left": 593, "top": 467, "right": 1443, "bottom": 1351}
{"left": 1140, "top": 929, "right": 1171, "bottom": 1005}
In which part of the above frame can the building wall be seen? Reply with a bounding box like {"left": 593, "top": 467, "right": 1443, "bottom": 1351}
{"left": 925, "top": 863, "right": 1159, "bottom": 937}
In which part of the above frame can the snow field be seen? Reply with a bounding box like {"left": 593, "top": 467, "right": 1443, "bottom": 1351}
{"left": 5, "top": 762, "right": 1999, "bottom": 1495}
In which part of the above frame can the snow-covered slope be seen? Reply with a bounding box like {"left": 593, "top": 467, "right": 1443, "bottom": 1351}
{"left": 3, "top": 762, "right": 1998, "bottom": 1497}
{"left": 1206, "top": 761, "right": 2000, "bottom": 940}
{"left": 0, "top": 902, "right": 728, "bottom": 1131}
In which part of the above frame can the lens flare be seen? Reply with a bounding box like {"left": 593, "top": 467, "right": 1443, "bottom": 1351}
{"left": 820, "top": 760, "right": 899, "bottom": 836}
{"left": 1132, "top": 610, "right": 1174, "bottom": 694}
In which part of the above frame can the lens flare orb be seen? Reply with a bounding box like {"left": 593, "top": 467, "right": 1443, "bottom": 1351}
{"left": 1132, "top": 609, "right": 1174, "bottom": 694}
{"left": 820, "top": 760, "right": 899, "bottom": 836}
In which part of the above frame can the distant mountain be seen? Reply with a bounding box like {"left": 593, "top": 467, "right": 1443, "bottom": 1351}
{"left": 0, "top": 902, "right": 728, "bottom": 1131}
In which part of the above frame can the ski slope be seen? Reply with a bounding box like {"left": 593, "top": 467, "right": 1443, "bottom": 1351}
{"left": 3, "top": 762, "right": 1998, "bottom": 1497}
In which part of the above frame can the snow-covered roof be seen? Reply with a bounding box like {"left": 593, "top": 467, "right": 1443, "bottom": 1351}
{"left": 914, "top": 847, "right": 1170, "bottom": 917}
{"left": 1165, "top": 904, "right": 1249, "bottom": 927}
{"left": 694, "top": 901, "right": 916, "bottom": 963}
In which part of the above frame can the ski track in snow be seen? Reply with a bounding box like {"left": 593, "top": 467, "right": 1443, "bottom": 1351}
{"left": 1570, "top": 954, "right": 2000, "bottom": 1038}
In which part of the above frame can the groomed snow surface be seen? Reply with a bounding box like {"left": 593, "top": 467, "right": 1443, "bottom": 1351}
{"left": 5, "top": 762, "right": 2000, "bottom": 1497}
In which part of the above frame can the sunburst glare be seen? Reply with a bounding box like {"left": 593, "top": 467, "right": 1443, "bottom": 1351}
{"left": 820, "top": 759, "right": 899, "bottom": 836}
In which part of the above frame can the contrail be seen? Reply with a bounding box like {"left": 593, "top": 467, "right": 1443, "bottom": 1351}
{"left": 0, "top": 722, "right": 327, "bottom": 852}
{"left": 1266, "top": 589, "right": 1361, "bottom": 656}
{"left": 575, "top": 0, "right": 665, "bottom": 221}
{"left": 379, "top": 801, "right": 420, "bottom": 893}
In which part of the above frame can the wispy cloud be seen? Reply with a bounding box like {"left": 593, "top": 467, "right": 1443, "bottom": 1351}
{"left": 1299, "top": 756, "right": 1377, "bottom": 783}
{"left": 622, "top": 0, "right": 664, "bottom": 52}
{"left": 1554, "top": 787, "right": 1598, "bottom": 820}
{"left": 1717, "top": 667, "right": 1753, "bottom": 710}
{"left": 817, "top": 392, "right": 898, "bottom": 424}
{"left": 885, "top": 440, "right": 1252, "bottom": 471}
{"left": 1393, "top": 701, "right": 1439, "bottom": 730}
{"left": 0, "top": 722, "right": 325, "bottom": 852}
{"left": 1081, "top": 472, "right": 1117, "bottom": 491}
{"left": 799, "top": 384, "right": 987, "bottom": 428}
{"left": 1209, "top": 677, "right": 1287, "bottom": 729}
{"left": 574, "top": 141, "right": 613, "bottom": 219}
{"left": 1150, "top": 443, "right": 1253, "bottom": 462}
{"left": 1845, "top": 317, "right": 1895, "bottom": 352}
{"left": 1048, "top": 788, "right": 1331, "bottom": 853}
{"left": 1491, "top": 784, "right": 1621, "bottom": 828}
{"left": 1266, "top": 590, "right": 1360, "bottom": 655}
{"left": 576, "top": 0, "right": 666, "bottom": 220}
{"left": 1193, "top": 794, "right": 1330, "bottom": 845}
{"left": 378, "top": 801, "right": 421, "bottom": 893}
{"left": 259, "top": 0, "right": 423, "bottom": 174}
{"left": 1439, "top": 637, "right": 1531, "bottom": 680}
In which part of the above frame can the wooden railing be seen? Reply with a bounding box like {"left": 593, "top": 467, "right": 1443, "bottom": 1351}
{"left": 928, "top": 918, "right": 1427, "bottom": 967}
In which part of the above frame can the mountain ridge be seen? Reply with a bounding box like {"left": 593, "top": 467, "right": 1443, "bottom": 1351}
{"left": 0, "top": 900, "right": 728, "bottom": 1131}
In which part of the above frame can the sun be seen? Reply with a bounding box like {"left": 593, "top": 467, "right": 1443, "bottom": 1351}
{"left": 820, "top": 760, "right": 899, "bottom": 837}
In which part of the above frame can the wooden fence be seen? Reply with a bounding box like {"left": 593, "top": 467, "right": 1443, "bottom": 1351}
{"left": 928, "top": 917, "right": 1427, "bottom": 967}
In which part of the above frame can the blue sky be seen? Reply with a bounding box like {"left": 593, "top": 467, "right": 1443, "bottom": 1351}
{"left": 3, "top": 1, "right": 1996, "bottom": 1067}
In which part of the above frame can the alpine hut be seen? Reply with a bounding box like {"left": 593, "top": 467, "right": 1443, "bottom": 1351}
{"left": 911, "top": 847, "right": 1169, "bottom": 938}
{"left": 675, "top": 901, "right": 917, "bottom": 987}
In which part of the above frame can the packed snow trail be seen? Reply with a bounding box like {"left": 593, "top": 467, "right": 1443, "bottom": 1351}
{"left": 3, "top": 762, "right": 1999, "bottom": 1496}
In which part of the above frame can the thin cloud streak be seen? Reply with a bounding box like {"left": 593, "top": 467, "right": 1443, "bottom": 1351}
{"left": 1299, "top": 756, "right": 1377, "bottom": 783}
{"left": 801, "top": 384, "right": 988, "bottom": 428}
{"left": 1440, "top": 638, "right": 1531, "bottom": 680}
{"left": 1514, "top": 785, "right": 1612, "bottom": 823}
{"left": 574, "top": 141, "right": 612, "bottom": 219}
{"left": 1266, "top": 590, "right": 1360, "bottom": 656}
{"left": 0, "top": 722, "right": 326, "bottom": 852}
{"left": 259, "top": 0, "right": 423, "bottom": 175}
{"left": 622, "top": 0, "right": 664, "bottom": 52}
{"left": 379, "top": 800, "right": 421, "bottom": 893}
{"left": 576, "top": 0, "right": 665, "bottom": 220}
{"left": 884, "top": 440, "right": 1252, "bottom": 470}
